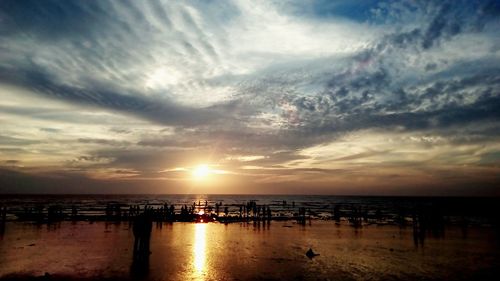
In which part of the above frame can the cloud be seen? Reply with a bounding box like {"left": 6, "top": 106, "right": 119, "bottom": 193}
{"left": 0, "top": 65, "right": 228, "bottom": 126}
{"left": 77, "top": 138, "right": 131, "bottom": 147}
{"left": 0, "top": 135, "right": 38, "bottom": 146}
{"left": 0, "top": 0, "right": 499, "bottom": 194}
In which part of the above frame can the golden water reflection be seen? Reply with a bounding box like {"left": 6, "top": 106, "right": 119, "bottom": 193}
{"left": 193, "top": 223, "right": 207, "bottom": 278}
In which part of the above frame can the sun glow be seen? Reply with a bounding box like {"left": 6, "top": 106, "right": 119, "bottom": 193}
{"left": 192, "top": 164, "right": 210, "bottom": 179}
{"left": 145, "top": 66, "right": 183, "bottom": 89}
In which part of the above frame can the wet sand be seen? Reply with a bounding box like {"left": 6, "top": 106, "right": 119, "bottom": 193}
{"left": 0, "top": 221, "right": 499, "bottom": 280}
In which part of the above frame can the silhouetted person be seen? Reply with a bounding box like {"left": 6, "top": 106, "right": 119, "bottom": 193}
{"left": 0, "top": 206, "right": 6, "bottom": 239}
{"left": 333, "top": 205, "right": 341, "bottom": 222}
{"left": 1, "top": 206, "right": 6, "bottom": 223}
{"left": 133, "top": 212, "right": 153, "bottom": 262}
{"left": 115, "top": 205, "right": 122, "bottom": 220}
{"left": 169, "top": 205, "right": 175, "bottom": 220}
{"left": 412, "top": 205, "right": 427, "bottom": 247}
{"left": 397, "top": 206, "right": 406, "bottom": 227}
{"left": 105, "top": 204, "right": 112, "bottom": 220}
{"left": 298, "top": 207, "right": 306, "bottom": 225}
{"left": 47, "top": 205, "right": 63, "bottom": 222}
{"left": 375, "top": 209, "right": 382, "bottom": 222}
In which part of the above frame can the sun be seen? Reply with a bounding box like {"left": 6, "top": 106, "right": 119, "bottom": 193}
{"left": 192, "top": 164, "right": 210, "bottom": 179}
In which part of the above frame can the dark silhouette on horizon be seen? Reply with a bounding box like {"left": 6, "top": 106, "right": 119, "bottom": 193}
{"left": 0, "top": 196, "right": 498, "bottom": 243}
{"left": 0, "top": 205, "right": 6, "bottom": 239}
{"left": 131, "top": 209, "right": 153, "bottom": 278}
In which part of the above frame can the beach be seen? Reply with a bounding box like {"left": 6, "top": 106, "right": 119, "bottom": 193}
{"left": 1, "top": 220, "right": 499, "bottom": 281}
{"left": 2, "top": 0, "right": 500, "bottom": 280}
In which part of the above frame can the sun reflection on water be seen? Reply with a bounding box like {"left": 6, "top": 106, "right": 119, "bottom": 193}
{"left": 193, "top": 223, "right": 207, "bottom": 278}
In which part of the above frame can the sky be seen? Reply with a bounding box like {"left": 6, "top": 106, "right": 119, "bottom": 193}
{"left": 0, "top": 0, "right": 499, "bottom": 195}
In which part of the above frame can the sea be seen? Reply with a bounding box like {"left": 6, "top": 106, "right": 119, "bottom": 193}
{"left": 1, "top": 194, "right": 498, "bottom": 225}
